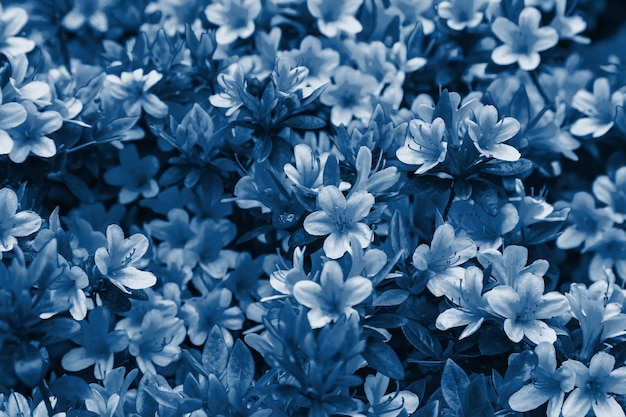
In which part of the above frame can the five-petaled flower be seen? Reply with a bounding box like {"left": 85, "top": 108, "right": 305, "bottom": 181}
{"left": 320, "top": 66, "right": 379, "bottom": 126}
{"left": 293, "top": 260, "right": 372, "bottom": 328}
{"left": 570, "top": 77, "right": 624, "bottom": 138}
{"left": 307, "top": 0, "right": 364, "bottom": 38}
{"left": 204, "top": 0, "right": 262, "bottom": 45}
{"left": 0, "top": 4, "right": 35, "bottom": 57}
{"left": 396, "top": 117, "right": 448, "bottom": 174}
{"left": 561, "top": 351, "right": 626, "bottom": 417}
{"left": 468, "top": 104, "right": 521, "bottom": 161}
{"left": 491, "top": 7, "right": 559, "bottom": 71}
{"left": 0, "top": 187, "right": 42, "bottom": 255}
{"left": 105, "top": 69, "right": 168, "bottom": 118}
{"left": 103, "top": 144, "right": 160, "bottom": 204}
{"left": 303, "top": 185, "right": 375, "bottom": 259}
{"left": 94, "top": 224, "right": 157, "bottom": 293}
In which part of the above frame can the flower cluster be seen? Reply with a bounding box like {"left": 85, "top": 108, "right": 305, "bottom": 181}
{"left": 0, "top": 0, "right": 626, "bottom": 416}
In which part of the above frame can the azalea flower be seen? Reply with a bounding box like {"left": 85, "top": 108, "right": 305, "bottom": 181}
{"left": 468, "top": 105, "right": 521, "bottom": 161}
{"left": 5, "top": 101, "right": 63, "bottom": 163}
{"left": 570, "top": 77, "right": 624, "bottom": 138}
{"left": 477, "top": 244, "right": 549, "bottom": 287}
{"left": 103, "top": 144, "right": 160, "bottom": 204}
{"left": 555, "top": 192, "right": 615, "bottom": 250}
{"left": 592, "top": 166, "right": 626, "bottom": 223}
{"left": 180, "top": 288, "right": 245, "bottom": 345}
{"left": 40, "top": 257, "right": 90, "bottom": 321}
{"left": 561, "top": 351, "right": 626, "bottom": 417}
{"left": 61, "top": 307, "right": 129, "bottom": 380}
{"left": 0, "top": 4, "right": 35, "bottom": 57}
{"left": 292, "top": 260, "right": 372, "bottom": 328}
{"left": 126, "top": 309, "right": 186, "bottom": 374}
{"left": 586, "top": 227, "right": 626, "bottom": 282}
{"left": 0, "top": 90, "right": 27, "bottom": 156}
{"left": 485, "top": 273, "right": 569, "bottom": 344}
{"left": 396, "top": 117, "right": 448, "bottom": 174}
{"left": 284, "top": 143, "right": 326, "bottom": 191}
{"left": 62, "top": 0, "right": 109, "bottom": 33}
{"left": 204, "top": 0, "right": 261, "bottom": 44}
{"left": 105, "top": 69, "right": 168, "bottom": 118}
{"left": 320, "top": 66, "right": 379, "bottom": 126}
{"left": 277, "top": 36, "right": 340, "bottom": 91}
{"left": 269, "top": 246, "right": 307, "bottom": 296}
{"left": 549, "top": 0, "right": 590, "bottom": 44}
{"left": 508, "top": 342, "right": 576, "bottom": 417}
{"left": 435, "top": 266, "right": 490, "bottom": 339}
{"left": 307, "top": 0, "right": 363, "bottom": 37}
{"left": 448, "top": 201, "right": 520, "bottom": 250}
{"left": 0, "top": 187, "right": 42, "bottom": 255}
{"left": 437, "top": 0, "right": 485, "bottom": 31}
{"left": 362, "top": 373, "right": 420, "bottom": 417}
{"left": 413, "top": 223, "right": 477, "bottom": 297}
{"left": 94, "top": 224, "right": 157, "bottom": 293}
{"left": 491, "top": 7, "right": 559, "bottom": 71}
{"left": 303, "top": 185, "right": 375, "bottom": 259}
{"left": 209, "top": 64, "right": 248, "bottom": 117}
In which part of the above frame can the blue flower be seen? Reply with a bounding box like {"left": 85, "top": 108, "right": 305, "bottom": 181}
{"left": 562, "top": 351, "right": 626, "bottom": 417}
{"left": 485, "top": 273, "right": 569, "bottom": 344}
{"left": 362, "top": 372, "right": 420, "bottom": 417}
{"left": 103, "top": 144, "right": 160, "bottom": 204}
{"left": 0, "top": 4, "right": 35, "bottom": 57}
{"left": 292, "top": 260, "right": 372, "bottom": 328}
{"left": 396, "top": 117, "right": 448, "bottom": 174}
{"left": 209, "top": 64, "right": 248, "bottom": 117}
{"left": 477, "top": 244, "right": 549, "bottom": 287}
{"left": 412, "top": 223, "right": 477, "bottom": 297}
{"left": 508, "top": 342, "right": 575, "bottom": 417}
{"left": 204, "top": 0, "right": 262, "bottom": 44}
{"left": 307, "top": 0, "right": 364, "bottom": 37}
{"left": 5, "top": 101, "right": 63, "bottom": 163}
{"left": 549, "top": 0, "right": 590, "bottom": 44}
{"left": 303, "top": 185, "right": 375, "bottom": 259}
{"left": 491, "top": 7, "right": 559, "bottom": 71}
{"left": 320, "top": 66, "right": 379, "bottom": 126}
{"left": 437, "top": 0, "right": 485, "bottom": 31}
{"left": 592, "top": 166, "right": 626, "bottom": 223}
{"left": 0, "top": 187, "right": 42, "bottom": 255}
{"left": 62, "top": 0, "right": 109, "bottom": 33}
{"left": 94, "top": 224, "right": 157, "bottom": 293}
{"left": 105, "top": 69, "right": 168, "bottom": 119}
{"left": 555, "top": 191, "right": 615, "bottom": 250}
{"left": 61, "top": 307, "right": 129, "bottom": 380}
{"left": 570, "top": 77, "right": 624, "bottom": 138}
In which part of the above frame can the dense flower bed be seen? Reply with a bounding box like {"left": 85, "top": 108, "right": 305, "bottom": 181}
{"left": 1, "top": 0, "right": 626, "bottom": 415}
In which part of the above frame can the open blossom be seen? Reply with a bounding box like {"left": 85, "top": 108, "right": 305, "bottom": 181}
{"left": 437, "top": 0, "right": 485, "bottom": 31}
{"left": 277, "top": 36, "right": 340, "bottom": 91}
{"left": 307, "top": 0, "right": 363, "bottom": 38}
{"left": 293, "top": 260, "right": 372, "bottom": 328}
{"left": 561, "top": 351, "right": 626, "bottom": 417}
{"left": 549, "top": 0, "right": 589, "bottom": 44}
{"left": 62, "top": 0, "right": 109, "bottom": 33}
{"left": 468, "top": 105, "right": 521, "bottom": 161}
{"left": 0, "top": 187, "right": 42, "bottom": 255}
{"left": 508, "top": 342, "right": 575, "bottom": 417}
{"left": 592, "top": 166, "right": 626, "bottom": 223}
{"left": 204, "top": 0, "right": 261, "bottom": 45}
{"left": 5, "top": 101, "right": 63, "bottom": 163}
{"left": 396, "top": 117, "right": 448, "bottom": 174}
{"left": 0, "top": 4, "right": 36, "bottom": 57}
{"left": 105, "top": 69, "right": 168, "bottom": 118}
{"left": 320, "top": 66, "right": 378, "bottom": 126}
{"left": 363, "top": 373, "right": 420, "bottom": 417}
{"left": 209, "top": 64, "right": 247, "bottom": 117}
{"left": 413, "top": 223, "right": 477, "bottom": 297}
{"left": 570, "top": 77, "right": 624, "bottom": 138}
{"left": 491, "top": 7, "right": 559, "bottom": 71}
{"left": 94, "top": 224, "right": 157, "bottom": 293}
{"left": 485, "top": 273, "right": 569, "bottom": 344}
{"left": 435, "top": 266, "right": 490, "bottom": 339}
{"left": 103, "top": 144, "right": 160, "bottom": 204}
{"left": 303, "top": 185, "right": 374, "bottom": 259}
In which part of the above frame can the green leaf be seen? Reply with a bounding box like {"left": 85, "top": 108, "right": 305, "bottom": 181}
{"left": 202, "top": 326, "right": 229, "bottom": 376}
{"left": 481, "top": 159, "right": 533, "bottom": 176}
{"left": 471, "top": 180, "right": 500, "bottom": 216}
{"left": 282, "top": 115, "right": 327, "bottom": 130}
{"left": 362, "top": 339, "right": 405, "bottom": 380}
{"left": 441, "top": 359, "right": 470, "bottom": 417}
{"left": 402, "top": 321, "right": 443, "bottom": 359}
{"left": 13, "top": 344, "right": 48, "bottom": 388}
{"left": 226, "top": 339, "right": 255, "bottom": 403}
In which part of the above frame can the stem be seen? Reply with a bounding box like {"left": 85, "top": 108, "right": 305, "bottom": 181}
{"left": 64, "top": 137, "right": 122, "bottom": 154}
{"left": 442, "top": 184, "right": 456, "bottom": 221}
{"left": 38, "top": 381, "right": 55, "bottom": 415}
{"left": 530, "top": 70, "right": 556, "bottom": 112}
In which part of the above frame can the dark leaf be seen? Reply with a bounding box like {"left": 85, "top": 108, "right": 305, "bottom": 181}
{"left": 226, "top": 339, "right": 255, "bottom": 403}
{"left": 63, "top": 174, "right": 95, "bottom": 203}
{"left": 481, "top": 159, "right": 533, "bottom": 176}
{"left": 414, "top": 401, "right": 440, "bottom": 417}
{"left": 466, "top": 375, "right": 494, "bottom": 417}
{"left": 432, "top": 90, "right": 453, "bottom": 128}
{"left": 323, "top": 154, "right": 341, "bottom": 187}
{"left": 272, "top": 211, "right": 301, "bottom": 229}
{"left": 281, "top": 115, "right": 327, "bottom": 130}
{"left": 471, "top": 180, "right": 500, "bottom": 216}
{"left": 509, "top": 84, "right": 530, "bottom": 127}
{"left": 51, "top": 375, "right": 92, "bottom": 410}
{"left": 98, "top": 281, "right": 132, "bottom": 313}
{"left": 441, "top": 359, "right": 470, "bottom": 417}
{"left": 400, "top": 175, "right": 451, "bottom": 197}
{"left": 364, "top": 313, "right": 408, "bottom": 329}
{"left": 373, "top": 289, "right": 410, "bottom": 306}
{"left": 159, "top": 165, "right": 188, "bottom": 187}
{"left": 478, "top": 326, "right": 513, "bottom": 356}
{"left": 202, "top": 326, "right": 229, "bottom": 376}
{"left": 236, "top": 224, "right": 274, "bottom": 245}
{"left": 402, "top": 321, "right": 443, "bottom": 359}
{"left": 13, "top": 344, "right": 48, "bottom": 388}
{"left": 362, "top": 339, "right": 405, "bottom": 380}
{"left": 288, "top": 227, "right": 319, "bottom": 248}
{"left": 453, "top": 179, "right": 472, "bottom": 200}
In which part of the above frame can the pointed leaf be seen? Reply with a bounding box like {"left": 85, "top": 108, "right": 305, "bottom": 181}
{"left": 282, "top": 115, "right": 327, "bottom": 130}
{"left": 202, "top": 326, "right": 229, "bottom": 376}
{"left": 362, "top": 339, "right": 405, "bottom": 380}
{"left": 226, "top": 339, "right": 255, "bottom": 403}
{"left": 441, "top": 359, "right": 470, "bottom": 416}
{"left": 481, "top": 159, "right": 533, "bottom": 176}
{"left": 402, "top": 321, "right": 443, "bottom": 359}
{"left": 471, "top": 180, "right": 500, "bottom": 216}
